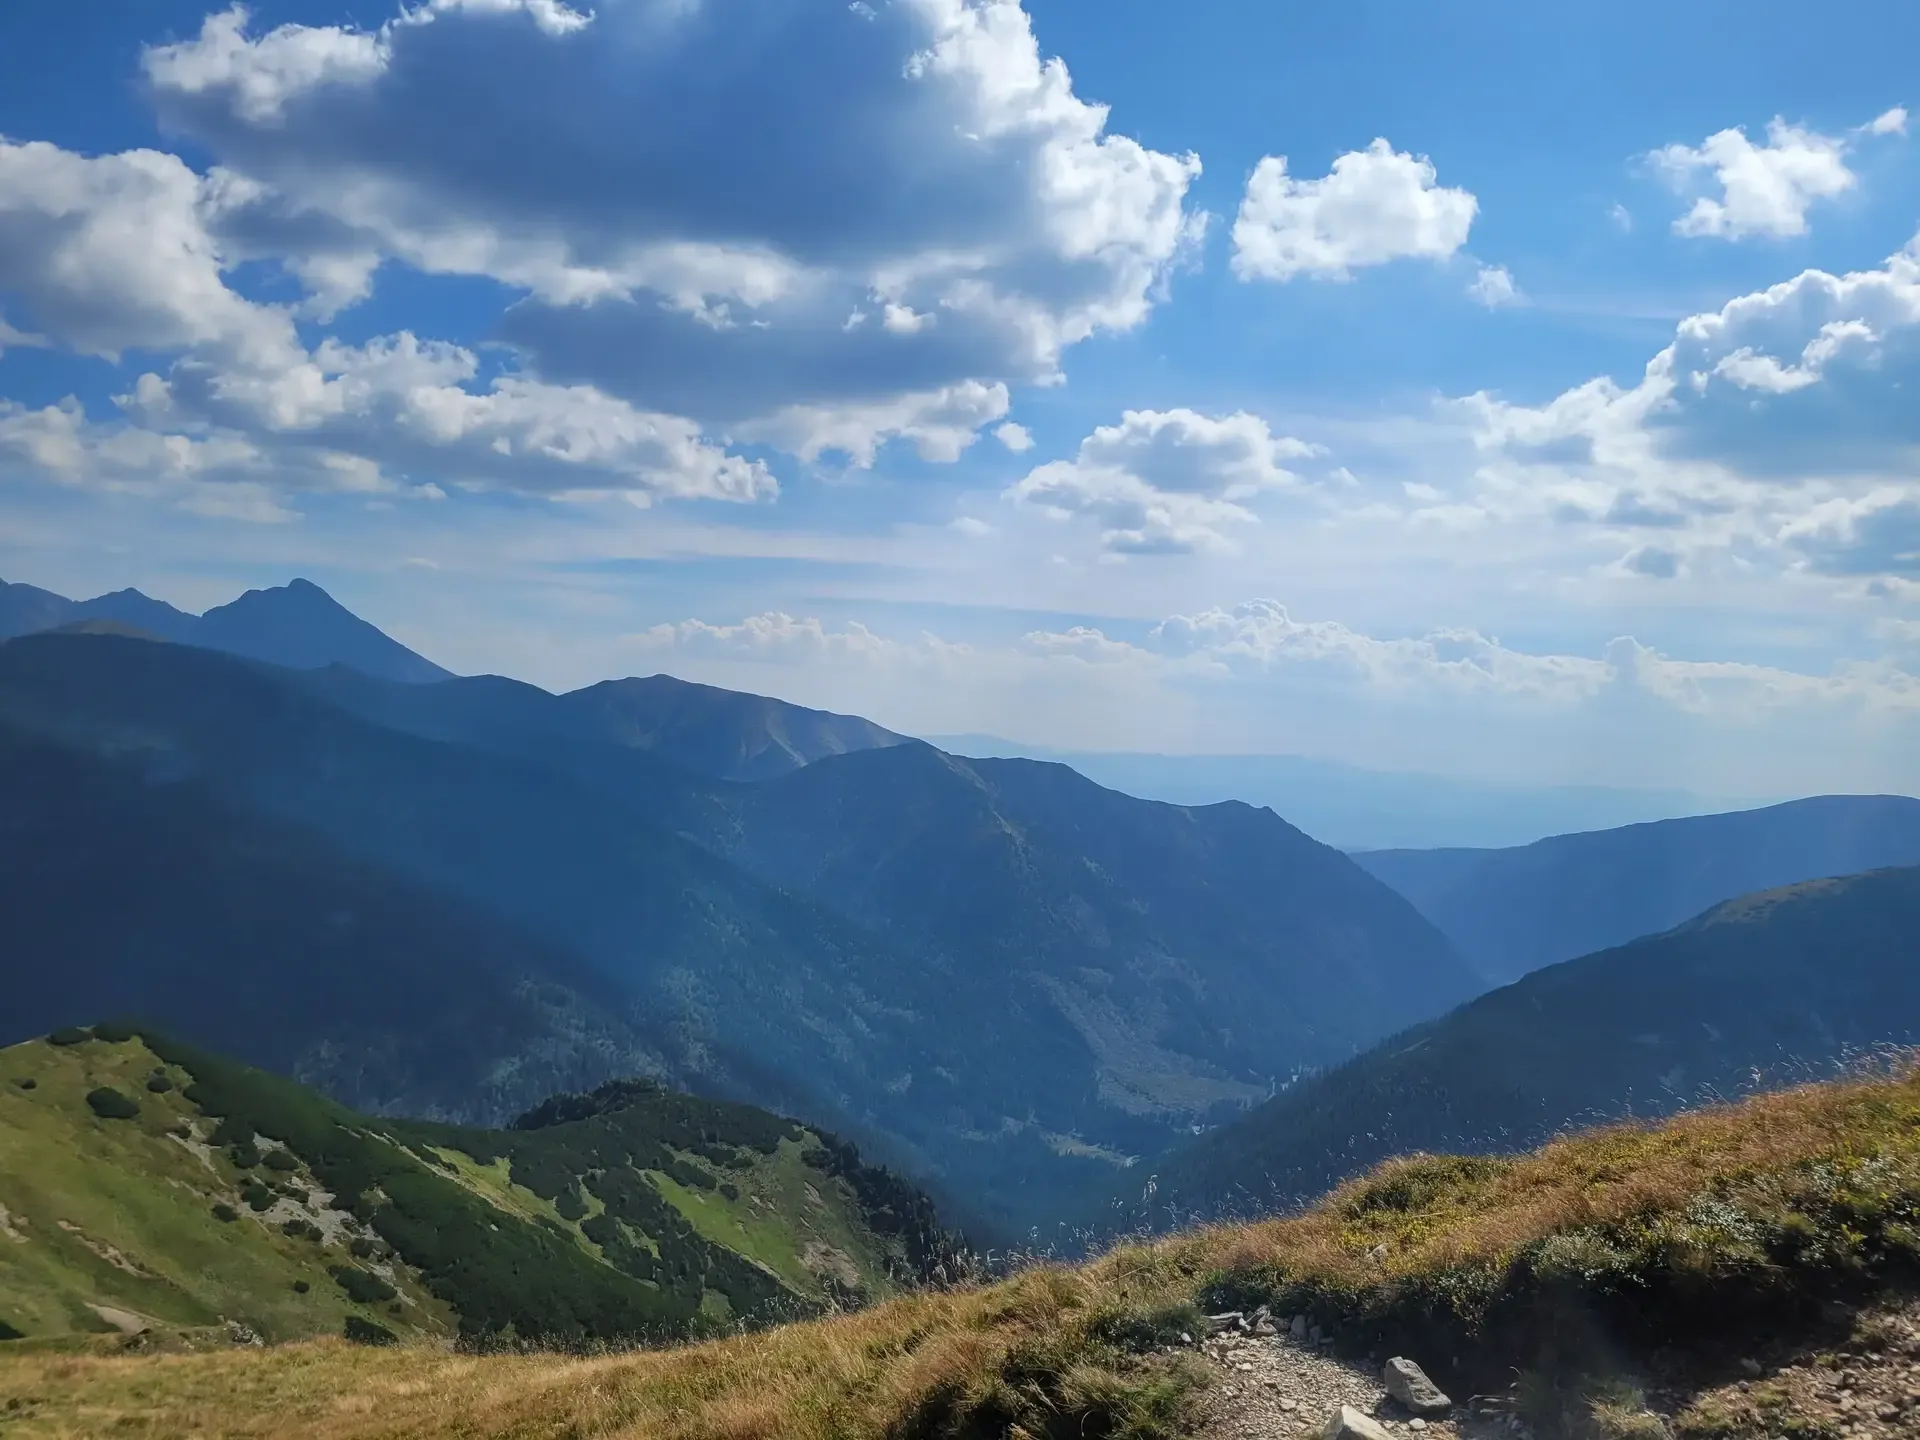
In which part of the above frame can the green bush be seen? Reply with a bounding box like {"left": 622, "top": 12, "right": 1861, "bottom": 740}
{"left": 145, "top": 1072, "right": 175, "bottom": 1094}
{"left": 343, "top": 1316, "right": 397, "bottom": 1346}
{"left": 330, "top": 1266, "right": 398, "bottom": 1305}
{"left": 282, "top": 1219, "right": 323, "bottom": 1242}
{"left": 91, "top": 1020, "right": 140, "bottom": 1044}
{"left": 12, "top": 1078, "right": 35, "bottom": 1091}
{"left": 229, "top": 1141, "right": 263, "bottom": 1169}
{"left": 47, "top": 1027, "right": 91, "bottom": 1047}
{"left": 0, "top": 1319, "right": 24, "bottom": 1342}
{"left": 85, "top": 1087, "right": 140, "bottom": 1121}
{"left": 293, "top": 1280, "right": 311, "bottom": 1294}
{"left": 242, "top": 1181, "right": 275, "bottom": 1213}
{"left": 349, "top": 1236, "right": 378, "bottom": 1260}
{"left": 263, "top": 1148, "right": 299, "bottom": 1172}
{"left": 211, "top": 1203, "right": 238, "bottom": 1223}
{"left": 719, "top": 1181, "right": 741, "bottom": 1202}
{"left": 209, "top": 1116, "right": 252, "bottom": 1146}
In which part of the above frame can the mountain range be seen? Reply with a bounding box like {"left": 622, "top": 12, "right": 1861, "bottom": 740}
{"left": 0, "top": 606, "right": 1480, "bottom": 1234}
{"left": 1144, "top": 863, "right": 1920, "bottom": 1222}
{"left": 1355, "top": 795, "right": 1920, "bottom": 983}
{"left": 0, "top": 575, "right": 451, "bottom": 685}
{"left": 11, "top": 572, "right": 1920, "bottom": 1250}
{"left": 933, "top": 734, "right": 1756, "bottom": 852}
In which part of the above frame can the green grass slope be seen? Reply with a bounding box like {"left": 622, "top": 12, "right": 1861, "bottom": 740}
{"left": 9, "top": 1065, "right": 1920, "bottom": 1439}
{"left": 0, "top": 1029, "right": 954, "bottom": 1351}
{"left": 1145, "top": 864, "right": 1920, "bottom": 1222}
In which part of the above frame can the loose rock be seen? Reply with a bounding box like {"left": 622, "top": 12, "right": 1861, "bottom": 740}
{"left": 1384, "top": 1357, "right": 1452, "bottom": 1415}
{"left": 1320, "top": 1404, "right": 1394, "bottom": 1440}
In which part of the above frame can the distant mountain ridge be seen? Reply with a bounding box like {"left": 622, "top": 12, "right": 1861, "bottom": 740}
{"left": 296, "top": 664, "right": 909, "bottom": 783}
{"left": 1355, "top": 794, "right": 1920, "bottom": 983}
{"left": 932, "top": 734, "right": 1751, "bottom": 852}
{"left": 1145, "top": 863, "right": 1920, "bottom": 1221}
{"left": 0, "top": 720, "right": 681, "bottom": 1124}
{"left": 0, "top": 575, "right": 451, "bottom": 684}
{"left": 0, "top": 630, "right": 1480, "bottom": 1234}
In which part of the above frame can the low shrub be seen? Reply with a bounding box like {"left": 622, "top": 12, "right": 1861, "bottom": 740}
{"left": 262, "top": 1148, "right": 299, "bottom": 1172}
{"left": 12, "top": 1077, "right": 35, "bottom": 1091}
{"left": 46, "top": 1027, "right": 91, "bottom": 1047}
{"left": 342, "top": 1316, "right": 397, "bottom": 1346}
{"left": 228, "top": 1141, "right": 263, "bottom": 1169}
{"left": 242, "top": 1182, "right": 275, "bottom": 1213}
{"left": 0, "top": 1319, "right": 23, "bottom": 1342}
{"left": 85, "top": 1087, "right": 140, "bottom": 1121}
{"left": 211, "top": 1203, "right": 238, "bottom": 1223}
{"left": 292, "top": 1280, "right": 311, "bottom": 1294}
{"left": 145, "top": 1072, "right": 175, "bottom": 1094}
{"left": 91, "top": 1020, "right": 140, "bottom": 1043}
{"left": 330, "top": 1266, "right": 398, "bottom": 1305}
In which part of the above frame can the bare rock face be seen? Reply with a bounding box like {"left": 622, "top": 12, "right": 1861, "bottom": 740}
{"left": 1321, "top": 1403, "right": 1394, "bottom": 1440}
{"left": 1383, "top": 1357, "right": 1452, "bottom": 1415}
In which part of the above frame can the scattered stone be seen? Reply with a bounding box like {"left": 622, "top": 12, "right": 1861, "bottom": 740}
{"left": 1279, "top": 1397, "right": 1298, "bottom": 1412}
{"left": 1383, "top": 1358, "right": 1452, "bottom": 1415}
{"left": 1291, "top": 1314, "right": 1310, "bottom": 1341}
{"left": 1409, "top": 1421, "right": 1427, "bottom": 1432}
{"left": 1205, "top": 1311, "right": 1247, "bottom": 1335}
{"left": 1320, "top": 1404, "right": 1393, "bottom": 1440}
{"left": 1739, "top": 1357, "right": 1763, "bottom": 1377}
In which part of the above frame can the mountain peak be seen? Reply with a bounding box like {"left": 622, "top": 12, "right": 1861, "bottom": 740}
{"left": 0, "top": 575, "right": 452, "bottom": 684}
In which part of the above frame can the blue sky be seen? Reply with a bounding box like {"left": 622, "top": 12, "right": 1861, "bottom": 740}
{"left": 2, "top": 0, "right": 1918, "bottom": 797}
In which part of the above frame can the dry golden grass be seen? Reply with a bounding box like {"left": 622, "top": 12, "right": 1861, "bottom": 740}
{"left": 5, "top": 1066, "right": 1919, "bottom": 1440}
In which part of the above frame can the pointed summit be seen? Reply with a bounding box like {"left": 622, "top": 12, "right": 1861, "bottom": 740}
{"left": 197, "top": 579, "right": 452, "bottom": 684}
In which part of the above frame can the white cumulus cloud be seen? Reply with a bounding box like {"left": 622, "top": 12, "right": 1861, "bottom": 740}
{"left": 1649, "top": 116, "right": 1870, "bottom": 240}
{"left": 1007, "top": 408, "right": 1320, "bottom": 554}
{"left": 141, "top": 0, "right": 1206, "bottom": 460}
{"left": 1231, "top": 138, "right": 1477, "bottom": 283}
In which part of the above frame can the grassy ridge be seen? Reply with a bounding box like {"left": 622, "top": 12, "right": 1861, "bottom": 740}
{"left": 6, "top": 1062, "right": 1919, "bottom": 1437}
{"left": 0, "top": 1029, "right": 950, "bottom": 1351}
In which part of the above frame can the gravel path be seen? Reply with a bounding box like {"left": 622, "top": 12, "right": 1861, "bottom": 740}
{"left": 1186, "top": 1319, "right": 1487, "bottom": 1440}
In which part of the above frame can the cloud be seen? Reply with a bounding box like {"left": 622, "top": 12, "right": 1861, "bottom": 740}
{"left": 732, "top": 381, "right": 1008, "bottom": 466}
{"left": 1145, "top": 599, "right": 1605, "bottom": 697}
{"left": 1624, "top": 544, "right": 1681, "bottom": 579}
{"left": 0, "top": 139, "right": 294, "bottom": 365}
{"left": 1460, "top": 229, "right": 1920, "bottom": 582}
{"left": 141, "top": 0, "right": 1205, "bottom": 457}
{"left": 994, "top": 421, "right": 1034, "bottom": 453}
{"left": 1230, "top": 138, "right": 1477, "bottom": 282}
{"left": 1467, "top": 263, "right": 1521, "bottom": 308}
{"left": 1864, "top": 106, "right": 1909, "bottom": 138}
{"left": 1648, "top": 115, "right": 1885, "bottom": 240}
{"left": 631, "top": 611, "right": 967, "bottom": 667}
{"left": 1007, "top": 408, "right": 1320, "bottom": 554}
{"left": 618, "top": 599, "right": 1920, "bottom": 795}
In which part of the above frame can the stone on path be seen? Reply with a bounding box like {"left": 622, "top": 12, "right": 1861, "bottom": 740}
{"left": 1320, "top": 1404, "right": 1394, "bottom": 1440}
{"left": 1383, "top": 1357, "right": 1452, "bottom": 1415}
